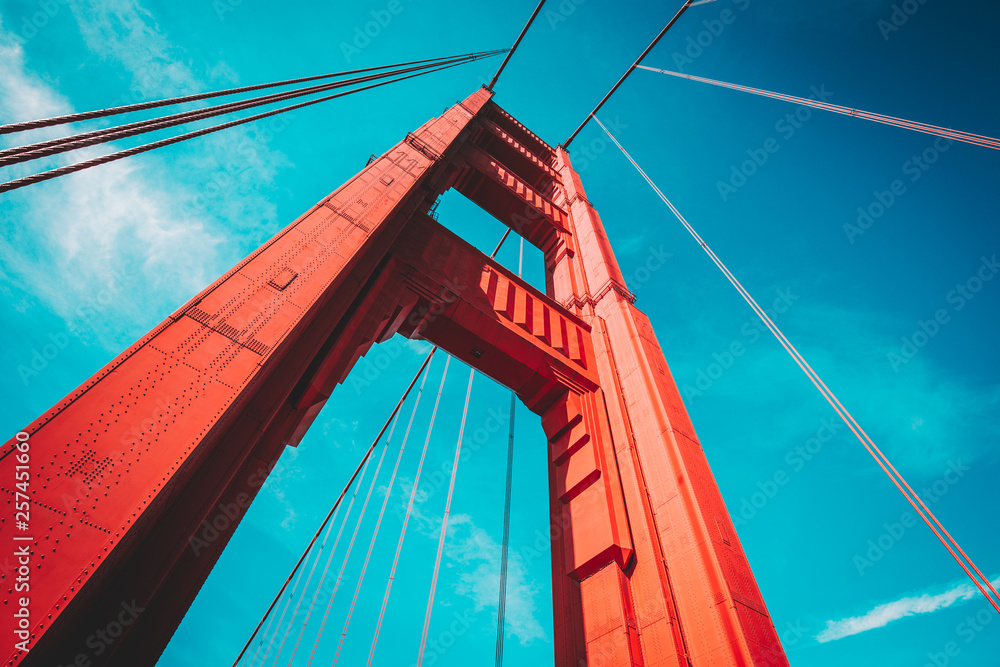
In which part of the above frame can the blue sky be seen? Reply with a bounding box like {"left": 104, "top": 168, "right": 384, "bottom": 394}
{"left": 1, "top": 0, "right": 998, "bottom": 665}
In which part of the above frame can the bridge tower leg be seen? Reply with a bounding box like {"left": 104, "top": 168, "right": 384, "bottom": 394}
{"left": 1, "top": 89, "right": 787, "bottom": 666}
{"left": 544, "top": 147, "right": 789, "bottom": 666}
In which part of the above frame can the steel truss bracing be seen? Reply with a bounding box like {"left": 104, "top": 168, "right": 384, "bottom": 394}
{"left": 1, "top": 88, "right": 788, "bottom": 666}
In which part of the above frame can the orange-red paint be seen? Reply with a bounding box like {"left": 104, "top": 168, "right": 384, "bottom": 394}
{"left": 1, "top": 89, "right": 786, "bottom": 666}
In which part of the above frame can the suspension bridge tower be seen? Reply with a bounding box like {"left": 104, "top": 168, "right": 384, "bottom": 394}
{"left": 1, "top": 87, "right": 788, "bottom": 666}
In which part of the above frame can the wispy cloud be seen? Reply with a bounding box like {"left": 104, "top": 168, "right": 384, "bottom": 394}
{"left": 261, "top": 446, "right": 302, "bottom": 531}
{"left": 446, "top": 512, "right": 547, "bottom": 646}
{"left": 68, "top": 0, "right": 197, "bottom": 96}
{"left": 0, "top": 1, "right": 292, "bottom": 350}
{"left": 816, "top": 575, "right": 1000, "bottom": 643}
{"left": 400, "top": 482, "right": 547, "bottom": 647}
{"left": 0, "top": 23, "right": 218, "bottom": 341}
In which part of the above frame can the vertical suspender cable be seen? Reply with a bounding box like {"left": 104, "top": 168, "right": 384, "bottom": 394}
{"left": 269, "top": 454, "right": 373, "bottom": 666}
{"left": 495, "top": 236, "right": 524, "bottom": 667}
{"left": 257, "top": 503, "right": 342, "bottom": 667}
{"left": 329, "top": 229, "right": 513, "bottom": 666}
{"left": 303, "top": 411, "right": 400, "bottom": 666}
{"left": 247, "top": 592, "right": 281, "bottom": 665}
{"left": 491, "top": 229, "right": 512, "bottom": 258}
{"left": 495, "top": 391, "right": 516, "bottom": 666}
{"left": 281, "top": 442, "right": 378, "bottom": 666}
{"left": 593, "top": 115, "right": 1000, "bottom": 614}
{"left": 248, "top": 560, "right": 300, "bottom": 666}
{"left": 416, "top": 367, "right": 476, "bottom": 666}
{"left": 231, "top": 350, "right": 437, "bottom": 667}
{"left": 367, "top": 356, "right": 452, "bottom": 666}
{"left": 331, "top": 354, "right": 439, "bottom": 666}
{"left": 242, "top": 230, "right": 516, "bottom": 666}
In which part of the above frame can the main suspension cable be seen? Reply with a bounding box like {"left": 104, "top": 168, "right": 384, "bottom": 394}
{"left": 248, "top": 580, "right": 285, "bottom": 666}
{"left": 594, "top": 115, "right": 1000, "bottom": 615}
{"left": 250, "top": 541, "right": 319, "bottom": 666}
{"left": 274, "top": 451, "right": 375, "bottom": 667}
{"left": 367, "top": 356, "right": 451, "bottom": 667}
{"left": 0, "top": 50, "right": 506, "bottom": 136}
{"left": 637, "top": 66, "right": 1000, "bottom": 151}
{"left": 0, "top": 52, "right": 501, "bottom": 167}
{"left": 256, "top": 500, "right": 344, "bottom": 666}
{"left": 304, "top": 407, "right": 399, "bottom": 666}
{"left": 563, "top": 0, "right": 715, "bottom": 148}
{"left": 0, "top": 56, "right": 496, "bottom": 195}
{"left": 230, "top": 349, "right": 437, "bottom": 667}
{"left": 487, "top": 0, "right": 547, "bottom": 90}
{"left": 332, "top": 353, "right": 439, "bottom": 666}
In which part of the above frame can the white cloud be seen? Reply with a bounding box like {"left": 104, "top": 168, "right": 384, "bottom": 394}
{"left": 391, "top": 471, "right": 546, "bottom": 647}
{"left": 0, "top": 1, "right": 292, "bottom": 350}
{"left": 362, "top": 466, "right": 546, "bottom": 646}
{"left": 68, "top": 0, "right": 195, "bottom": 96}
{"left": 0, "top": 24, "right": 217, "bottom": 336}
{"left": 261, "top": 446, "right": 302, "bottom": 531}
{"left": 816, "top": 575, "right": 1000, "bottom": 643}
{"left": 442, "top": 513, "right": 547, "bottom": 646}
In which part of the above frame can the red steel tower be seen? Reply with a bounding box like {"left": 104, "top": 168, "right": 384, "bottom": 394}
{"left": 1, "top": 88, "right": 788, "bottom": 666}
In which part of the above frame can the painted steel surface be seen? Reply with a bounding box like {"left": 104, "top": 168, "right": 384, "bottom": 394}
{"left": 1, "top": 87, "right": 786, "bottom": 666}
